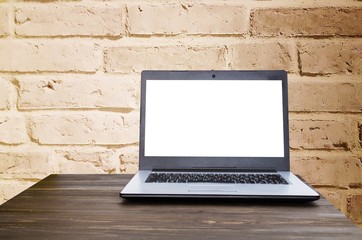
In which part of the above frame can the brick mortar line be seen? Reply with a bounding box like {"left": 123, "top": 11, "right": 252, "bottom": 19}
{"left": 7, "top": 34, "right": 362, "bottom": 40}
{"left": 289, "top": 112, "right": 362, "bottom": 119}
{"left": 0, "top": 144, "right": 356, "bottom": 155}
{"left": 290, "top": 149, "right": 361, "bottom": 156}
{"left": 3, "top": 111, "right": 360, "bottom": 119}
{"left": 0, "top": 109, "right": 357, "bottom": 115}
{"left": 3, "top": 36, "right": 362, "bottom": 43}
{"left": 0, "top": 143, "right": 137, "bottom": 151}
{"left": 19, "top": 142, "right": 140, "bottom": 148}
{"left": 2, "top": 73, "right": 361, "bottom": 81}
{"left": 17, "top": 107, "right": 139, "bottom": 113}
{"left": 0, "top": 73, "right": 142, "bottom": 80}
{"left": 11, "top": 1, "right": 124, "bottom": 8}
{"left": 11, "top": 0, "right": 362, "bottom": 8}
{"left": 288, "top": 74, "right": 362, "bottom": 81}
{"left": 316, "top": 187, "right": 362, "bottom": 195}
{"left": 291, "top": 148, "right": 362, "bottom": 157}
{"left": 18, "top": 109, "right": 139, "bottom": 115}
{"left": 242, "top": 0, "right": 362, "bottom": 8}
{"left": 8, "top": 109, "right": 361, "bottom": 116}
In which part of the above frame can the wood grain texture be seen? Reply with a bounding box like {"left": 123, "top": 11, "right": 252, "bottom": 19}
{"left": 0, "top": 174, "right": 360, "bottom": 239}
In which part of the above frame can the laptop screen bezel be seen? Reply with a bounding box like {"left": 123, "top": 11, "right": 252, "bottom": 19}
{"left": 139, "top": 70, "right": 290, "bottom": 171}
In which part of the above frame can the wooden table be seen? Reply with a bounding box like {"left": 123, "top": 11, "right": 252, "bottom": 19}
{"left": 0, "top": 174, "right": 360, "bottom": 239}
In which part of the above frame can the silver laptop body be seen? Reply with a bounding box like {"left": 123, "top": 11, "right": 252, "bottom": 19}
{"left": 120, "top": 70, "right": 319, "bottom": 200}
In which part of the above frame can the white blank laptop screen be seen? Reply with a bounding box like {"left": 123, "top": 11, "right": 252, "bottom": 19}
{"left": 145, "top": 80, "right": 284, "bottom": 157}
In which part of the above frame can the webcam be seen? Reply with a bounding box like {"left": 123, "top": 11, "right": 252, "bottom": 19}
{"left": 212, "top": 74, "right": 216, "bottom": 78}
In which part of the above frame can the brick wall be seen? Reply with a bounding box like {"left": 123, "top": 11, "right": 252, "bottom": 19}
{"left": 0, "top": 0, "right": 361, "bottom": 227}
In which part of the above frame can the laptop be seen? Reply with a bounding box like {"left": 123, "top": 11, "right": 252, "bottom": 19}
{"left": 120, "top": 70, "right": 320, "bottom": 200}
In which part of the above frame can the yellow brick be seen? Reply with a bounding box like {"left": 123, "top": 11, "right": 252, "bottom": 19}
{"left": 15, "top": 4, "right": 124, "bottom": 37}
{"left": 289, "top": 80, "right": 362, "bottom": 112}
{"left": 291, "top": 156, "right": 361, "bottom": 187}
{"left": 359, "top": 122, "right": 362, "bottom": 148}
{"left": 316, "top": 188, "right": 362, "bottom": 225}
{"left": 289, "top": 119, "right": 354, "bottom": 150}
{"left": 105, "top": 45, "right": 226, "bottom": 73}
{"left": 0, "top": 40, "right": 101, "bottom": 73}
{"left": 347, "top": 194, "right": 362, "bottom": 224}
{"left": 16, "top": 76, "right": 140, "bottom": 110}
{"left": 251, "top": 8, "right": 362, "bottom": 37}
{"left": 127, "top": 4, "right": 247, "bottom": 35}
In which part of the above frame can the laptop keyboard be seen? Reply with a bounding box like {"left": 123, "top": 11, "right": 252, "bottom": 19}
{"left": 146, "top": 172, "right": 288, "bottom": 184}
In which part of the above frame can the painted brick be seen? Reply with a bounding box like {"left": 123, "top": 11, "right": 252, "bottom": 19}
{"left": 228, "top": 42, "right": 297, "bottom": 72}
{"left": 291, "top": 156, "right": 361, "bottom": 187}
{"left": 0, "top": 152, "right": 53, "bottom": 179}
{"left": 289, "top": 119, "right": 353, "bottom": 150}
{"left": 289, "top": 80, "right": 362, "bottom": 112}
{"left": 16, "top": 76, "right": 139, "bottom": 110}
{"left": 127, "top": 4, "right": 247, "bottom": 35}
{"left": 317, "top": 188, "right": 348, "bottom": 212}
{"left": 15, "top": 5, "right": 123, "bottom": 37}
{"left": 28, "top": 112, "right": 139, "bottom": 145}
{"left": 347, "top": 194, "right": 362, "bottom": 223}
{"left": 56, "top": 149, "right": 119, "bottom": 174}
{"left": 0, "top": 6, "right": 9, "bottom": 36}
{"left": 251, "top": 8, "right": 362, "bottom": 37}
{"left": 0, "top": 40, "right": 101, "bottom": 73}
{"left": 0, "top": 114, "right": 28, "bottom": 144}
{"left": 359, "top": 122, "right": 362, "bottom": 147}
{"left": 0, "top": 180, "right": 35, "bottom": 205}
{"left": 299, "top": 41, "right": 362, "bottom": 75}
{"left": 104, "top": 45, "right": 226, "bottom": 73}
{"left": 119, "top": 145, "right": 138, "bottom": 173}
{"left": 316, "top": 188, "right": 362, "bottom": 225}
{"left": 0, "top": 77, "right": 12, "bottom": 110}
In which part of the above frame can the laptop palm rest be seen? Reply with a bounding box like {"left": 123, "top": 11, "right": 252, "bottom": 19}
{"left": 188, "top": 185, "right": 237, "bottom": 192}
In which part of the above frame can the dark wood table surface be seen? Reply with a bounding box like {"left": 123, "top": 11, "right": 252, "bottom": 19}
{"left": 0, "top": 174, "right": 361, "bottom": 239}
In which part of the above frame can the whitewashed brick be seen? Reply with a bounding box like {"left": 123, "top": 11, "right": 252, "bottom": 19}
{"left": 0, "top": 152, "right": 53, "bottom": 179}
{"left": 28, "top": 112, "right": 139, "bottom": 145}
{"left": 0, "top": 114, "right": 28, "bottom": 144}
{"left": 119, "top": 145, "right": 139, "bottom": 173}
{"left": 57, "top": 149, "right": 119, "bottom": 174}
{"left": 0, "top": 180, "right": 35, "bottom": 205}
{"left": 15, "top": 5, "right": 124, "bottom": 37}
{"left": 104, "top": 45, "right": 226, "bottom": 73}
{"left": 0, "top": 40, "right": 101, "bottom": 73}
{"left": 16, "top": 76, "right": 139, "bottom": 110}
{"left": 0, "top": 77, "right": 12, "bottom": 110}
{"left": 299, "top": 41, "right": 362, "bottom": 75}
{"left": 228, "top": 42, "right": 297, "bottom": 72}
{"left": 127, "top": 4, "right": 247, "bottom": 35}
{"left": 0, "top": 6, "right": 9, "bottom": 36}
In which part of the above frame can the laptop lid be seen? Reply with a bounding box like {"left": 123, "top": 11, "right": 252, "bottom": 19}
{"left": 139, "top": 70, "right": 290, "bottom": 171}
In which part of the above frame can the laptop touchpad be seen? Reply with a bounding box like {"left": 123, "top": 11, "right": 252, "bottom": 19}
{"left": 188, "top": 185, "right": 237, "bottom": 192}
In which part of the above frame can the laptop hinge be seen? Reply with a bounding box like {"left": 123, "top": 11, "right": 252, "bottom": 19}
{"left": 151, "top": 168, "right": 277, "bottom": 173}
